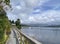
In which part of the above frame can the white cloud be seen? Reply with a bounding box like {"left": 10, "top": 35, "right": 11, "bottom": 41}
{"left": 29, "top": 16, "right": 36, "bottom": 22}
{"left": 33, "top": 9, "right": 41, "bottom": 13}
{"left": 39, "top": 0, "right": 49, "bottom": 6}
{"left": 7, "top": 0, "right": 60, "bottom": 24}
{"left": 20, "top": 10, "right": 60, "bottom": 24}
{"left": 22, "top": 0, "right": 50, "bottom": 8}
{"left": 33, "top": 10, "right": 60, "bottom": 23}
{"left": 7, "top": 13, "right": 18, "bottom": 21}
{"left": 16, "top": 6, "right": 22, "bottom": 9}
{"left": 24, "top": 0, "right": 40, "bottom": 7}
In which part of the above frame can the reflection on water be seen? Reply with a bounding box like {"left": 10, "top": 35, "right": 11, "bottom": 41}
{"left": 21, "top": 27, "right": 60, "bottom": 44}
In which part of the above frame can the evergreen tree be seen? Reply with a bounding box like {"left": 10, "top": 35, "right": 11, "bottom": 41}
{"left": 15, "top": 19, "right": 21, "bottom": 29}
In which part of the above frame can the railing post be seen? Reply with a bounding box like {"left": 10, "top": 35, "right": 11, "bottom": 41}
{"left": 20, "top": 34, "right": 22, "bottom": 44}
{"left": 15, "top": 28, "right": 42, "bottom": 44}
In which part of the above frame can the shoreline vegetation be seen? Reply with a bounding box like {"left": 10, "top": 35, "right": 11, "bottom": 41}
{"left": 9, "top": 19, "right": 21, "bottom": 29}
{"left": 20, "top": 24, "right": 60, "bottom": 27}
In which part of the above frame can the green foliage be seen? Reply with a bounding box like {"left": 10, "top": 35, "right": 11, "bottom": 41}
{"left": 0, "top": 11, "right": 11, "bottom": 43}
{"left": 0, "top": 0, "right": 10, "bottom": 5}
{"left": 11, "top": 20, "right": 15, "bottom": 24}
{"left": 0, "top": 0, "right": 11, "bottom": 43}
{"left": 4, "top": 0, "right": 10, "bottom": 5}
{"left": 0, "top": 25, "right": 4, "bottom": 42}
{"left": 0, "top": 14, "right": 11, "bottom": 42}
{"left": 15, "top": 19, "right": 21, "bottom": 29}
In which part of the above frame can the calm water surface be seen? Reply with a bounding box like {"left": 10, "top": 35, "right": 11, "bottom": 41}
{"left": 21, "top": 27, "right": 60, "bottom": 44}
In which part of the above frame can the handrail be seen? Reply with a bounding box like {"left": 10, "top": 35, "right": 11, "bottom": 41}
{"left": 16, "top": 28, "right": 42, "bottom": 44}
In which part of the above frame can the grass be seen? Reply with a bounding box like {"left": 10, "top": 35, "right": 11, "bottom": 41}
{"left": 0, "top": 34, "right": 9, "bottom": 44}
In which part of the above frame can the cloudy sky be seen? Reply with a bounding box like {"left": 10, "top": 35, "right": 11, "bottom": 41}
{"left": 7, "top": 0, "right": 60, "bottom": 24}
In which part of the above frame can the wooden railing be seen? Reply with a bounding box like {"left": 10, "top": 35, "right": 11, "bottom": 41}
{"left": 14, "top": 28, "right": 42, "bottom": 44}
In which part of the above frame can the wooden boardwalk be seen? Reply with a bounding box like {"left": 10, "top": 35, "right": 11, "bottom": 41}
{"left": 6, "top": 27, "right": 42, "bottom": 44}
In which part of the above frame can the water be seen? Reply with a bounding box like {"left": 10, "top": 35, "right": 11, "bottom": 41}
{"left": 21, "top": 27, "right": 60, "bottom": 44}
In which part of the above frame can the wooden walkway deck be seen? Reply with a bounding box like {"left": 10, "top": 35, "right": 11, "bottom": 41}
{"left": 6, "top": 26, "right": 42, "bottom": 44}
